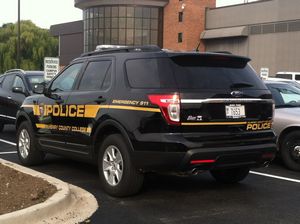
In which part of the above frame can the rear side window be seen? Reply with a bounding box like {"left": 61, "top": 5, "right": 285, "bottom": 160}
{"left": 126, "top": 58, "right": 176, "bottom": 89}
{"left": 295, "top": 75, "right": 300, "bottom": 81}
{"left": 79, "top": 61, "right": 112, "bottom": 91}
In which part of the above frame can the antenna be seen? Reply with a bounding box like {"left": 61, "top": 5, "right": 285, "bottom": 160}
{"left": 195, "top": 41, "right": 201, "bottom": 52}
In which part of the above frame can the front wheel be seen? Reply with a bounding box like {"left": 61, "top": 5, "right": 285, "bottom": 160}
{"left": 98, "top": 134, "right": 144, "bottom": 197}
{"left": 281, "top": 131, "right": 300, "bottom": 171}
{"left": 17, "top": 121, "right": 45, "bottom": 166}
{"left": 210, "top": 167, "right": 250, "bottom": 184}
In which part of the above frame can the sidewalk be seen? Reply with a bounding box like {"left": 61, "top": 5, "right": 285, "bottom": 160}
{"left": 0, "top": 158, "right": 98, "bottom": 224}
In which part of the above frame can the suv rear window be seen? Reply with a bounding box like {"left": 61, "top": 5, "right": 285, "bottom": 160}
{"left": 126, "top": 56, "right": 266, "bottom": 90}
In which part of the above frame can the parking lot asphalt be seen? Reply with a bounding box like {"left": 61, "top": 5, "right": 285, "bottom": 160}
{"left": 0, "top": 125, "right": 299, "bottom": 224}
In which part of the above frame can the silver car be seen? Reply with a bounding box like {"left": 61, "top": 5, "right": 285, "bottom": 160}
{"left": 265, "top": 81, "right": 300, "bottom": 171}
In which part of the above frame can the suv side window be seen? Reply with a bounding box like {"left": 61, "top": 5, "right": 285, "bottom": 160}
{"left": 12, "top": 76, "right": 26, "bottom": 90}
{"left": 51, "top": 63, "right": 83, "bottom": 92}
{"left": 126, "top": 58, "right": 176, "bottom": 89}
{"left": 2, "top": 74, "right": 15, "bottom": 91}
{"left": 78, "top": 61, "right": 112, "bottom": 91}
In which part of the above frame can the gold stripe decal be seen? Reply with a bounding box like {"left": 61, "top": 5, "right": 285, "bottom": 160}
{"left": 181, "top": 120, "right": 272, "bottom": 130}
{"left": 22, "top": 105, "right": 41, "bottom": 116}
{"left": 182, "top": 122, "right": 247, "bottom": 126}
{"left": 22, "top": 104, "right": 160, "bottom": 118}
{"left": 36, "top": 123, "right": 92, "bottom": 134}
{"left": 109, "top": 105, "right": 160, "bottom": 113}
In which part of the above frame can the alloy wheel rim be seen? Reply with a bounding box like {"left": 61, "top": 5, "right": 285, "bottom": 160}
{"left": 102, "top": 145, "right": 124, "bottom": 186}
{"left": 18, "top": 129, "right": 30, "bottom": 159}
{"left": 293, "top": 145, "right": 300, "bottom": 161}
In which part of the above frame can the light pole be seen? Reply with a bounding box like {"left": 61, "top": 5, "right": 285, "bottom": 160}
{"left": 17, "top": 0, "right": 20, "bottom": 68}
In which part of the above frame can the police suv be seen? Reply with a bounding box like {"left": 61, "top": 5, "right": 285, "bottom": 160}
{"left": 16, "top": 46, "right": 276, "bottom": 196}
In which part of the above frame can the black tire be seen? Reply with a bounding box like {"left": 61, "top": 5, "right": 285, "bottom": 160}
{"left": 0, "top": 123, "right": 4, "bottom": 133}
{"left": 17, "top": 121, "right": 45, "bottom": 166}
{"left": 281, "top": 131, "right": 300, "bottom": 171}
{"left": 98, "top": 134, "right": 144, "bottom": 197}
{"left": 210, "top": 167, "right": 250, "bottom": 184}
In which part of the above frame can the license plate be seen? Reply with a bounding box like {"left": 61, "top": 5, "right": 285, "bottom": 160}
{"left": 225, "top": 104, "right": 245, "bottom": 119}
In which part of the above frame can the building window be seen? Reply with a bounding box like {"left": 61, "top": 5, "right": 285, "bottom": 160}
{"left": 179, "top": 12, "right": 183, "bottom": 22}
{"left": 83, "top": 6, "right": 162, "bottom": 52}
{"left": 178, "top": 32, "right": 183, "bottom": 43}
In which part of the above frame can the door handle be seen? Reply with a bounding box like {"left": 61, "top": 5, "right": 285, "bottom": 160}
{"left": 95, "top": 96, "right": 106, "bottom": 103}
{"left": 7, "top": 96, "right": 12, "bottom": 100}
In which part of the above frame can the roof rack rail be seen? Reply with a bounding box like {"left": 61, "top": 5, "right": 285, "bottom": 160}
{"left": 4, "top": 69, "right": 26, "bottom": 74}
{"left": 210, "top": 51, "right": 233, "bottom": 55}
{"left": 81, "top": 45, "right": 162, "bottom": 57}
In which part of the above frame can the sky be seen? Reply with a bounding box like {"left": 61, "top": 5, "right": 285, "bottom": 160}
{"left": 0, "top": 0, "right": 258, "bottom": 29}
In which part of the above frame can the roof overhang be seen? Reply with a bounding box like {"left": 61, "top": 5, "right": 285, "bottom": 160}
{"left": 201, "top": 26, "right": 249, "bottom": 40}
{"left": 75, "top": 0, "right": 169, "bottom": 9}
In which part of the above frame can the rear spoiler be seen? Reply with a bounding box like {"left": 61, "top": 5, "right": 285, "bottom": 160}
{"left": 169, "top": 53, "right": 251, "bottom": 68}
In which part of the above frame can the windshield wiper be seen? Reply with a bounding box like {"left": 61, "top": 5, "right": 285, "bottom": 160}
{"left": 230, "top": 83, "right": 253, "bottom": 89}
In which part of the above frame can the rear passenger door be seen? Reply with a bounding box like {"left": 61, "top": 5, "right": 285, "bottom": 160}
{"left": 63, "top": 58, "right": 114, "bottom": 155}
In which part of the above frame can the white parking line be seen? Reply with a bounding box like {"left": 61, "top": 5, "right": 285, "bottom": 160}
{"left": 0, "top": 137, "right": 299, "bottom": 184}
{"left": 250, "top": 171, "right": 300, "bottom": 184}
{"left": 0, "top": 138, "right": 17, "bottom": 146}
{"left": 0, "top": 151, "right": 17, "bottom": 155}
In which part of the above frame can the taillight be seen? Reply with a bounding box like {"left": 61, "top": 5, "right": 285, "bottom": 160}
{"left": 148, "top": 94, "right": 181, "bottom": 125}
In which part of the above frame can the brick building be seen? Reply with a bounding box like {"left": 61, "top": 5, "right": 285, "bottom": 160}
{"left": 51, "top": 0, "right": 216, "bottom": 66}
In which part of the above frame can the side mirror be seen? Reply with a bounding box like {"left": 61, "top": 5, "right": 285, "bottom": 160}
{"left": 12, "top": 87, "right": 25, "bottom": 94}
{"left": 33, "top": 83, "right": 45, "bottom": 94}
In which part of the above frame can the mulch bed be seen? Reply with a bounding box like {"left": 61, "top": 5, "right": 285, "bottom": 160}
{"left": 0, "top": 163, "right": 57, "bottom": 215}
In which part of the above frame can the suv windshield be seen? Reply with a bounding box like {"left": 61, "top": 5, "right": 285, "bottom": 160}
{"left": 266, "top": 83, "right": 300, "bottom": 108}
{"left": 126, "top": 55, "right": 266, "bottom": 90}
{"left": 26, "top": 75, "right": 44, "bottom": 90}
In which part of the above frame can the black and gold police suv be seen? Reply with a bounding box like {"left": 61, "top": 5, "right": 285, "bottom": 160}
{"left": 16, "top": 46, "right": 276, "bottom": 196}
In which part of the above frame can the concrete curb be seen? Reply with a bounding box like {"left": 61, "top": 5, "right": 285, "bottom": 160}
{"left": 0, "top": 159, "right": 98, "bottom": 224}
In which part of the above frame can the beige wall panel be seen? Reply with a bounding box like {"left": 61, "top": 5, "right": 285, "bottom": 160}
{"left": 206, "top": 0, "right": 300, "bottom": 29}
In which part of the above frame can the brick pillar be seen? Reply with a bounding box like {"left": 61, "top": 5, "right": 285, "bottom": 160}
{"left": 163, "top": 0, "right": 216, "bottom": 51}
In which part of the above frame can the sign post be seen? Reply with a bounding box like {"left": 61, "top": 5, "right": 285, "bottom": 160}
{"left": 44, "top": 57, "right": 60, "bottom": 81}
{"left": 260, "top": 67, "right": 269, "bottom": 80}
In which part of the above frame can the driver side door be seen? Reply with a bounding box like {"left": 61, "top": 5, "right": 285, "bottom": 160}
{"left": 35, "top": 62, "right": 85, "bottom": 152}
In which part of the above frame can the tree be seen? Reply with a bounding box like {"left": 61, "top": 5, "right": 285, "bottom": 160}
{"left": 0, "top": 20, "right": 58, "bottom": 73}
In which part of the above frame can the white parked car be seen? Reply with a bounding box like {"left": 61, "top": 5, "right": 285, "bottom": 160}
{"left": 275, "top": 72, "right": 300, "bottom": 83}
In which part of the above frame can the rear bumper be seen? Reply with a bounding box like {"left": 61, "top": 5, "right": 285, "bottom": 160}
{"left": 131, "top": 131, "right": 277, "bottom": 171}
{"left": 132, "top": 143, "right": 276, "bottom": 171}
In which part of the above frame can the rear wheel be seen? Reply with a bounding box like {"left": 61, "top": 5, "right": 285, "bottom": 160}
{"left": 281, "top": 131, "right": 300, "bottom": 171}
{"left": 17, "top": 121, "right": 45, "bottom": 166}
{"left": 210, "top": 167, "right": 250, "bottom": 184}
{"left": 98, "top": 134, "right": 144, "bottom": 197}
